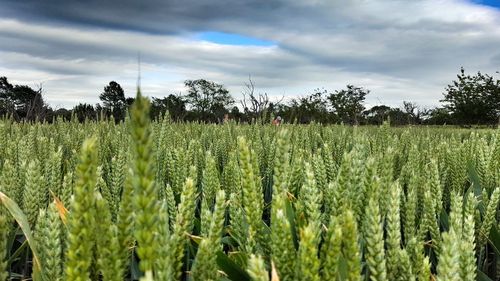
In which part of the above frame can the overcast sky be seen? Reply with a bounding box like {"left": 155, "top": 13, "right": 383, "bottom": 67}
{"left": 1, "top": 0, "right": 499, "bottom": 109}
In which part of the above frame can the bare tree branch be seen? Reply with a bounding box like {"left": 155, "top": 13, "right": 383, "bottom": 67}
{"left": 240, "top": 75, "right": 271, "bottom": 119}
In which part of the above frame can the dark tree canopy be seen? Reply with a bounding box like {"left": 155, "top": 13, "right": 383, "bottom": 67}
{"left": 364, "top": 105, "right": 391, "bottom": 125}
{"left": 99, "top": 81, "right": 126, "bottom": 121}
{"left": 151, "top": 94, "right": 186, "bottom": 121}
{"left": 100, "top": 81, "right": 125, "bottom": 109}
{"left": 288, "top": 89, "right": 330, "bottom": 123}
{"left": 401, "top": 101, "right": 429, "bottom": 125}
{"left": 72, "top": 103, "right": 96, "bottom": 122}
{"left": 125, "top": 97, "right": 136, "bottom": 106}
{"left": 0, "top": 76, "right": 49, "bottom": 120}
{"left": 442, "top": 67, "right": 500, "bottom": 124}
{"left": 328, "top": 84, "right": 368, "bottom": 125}
{"left": 1, "top": 69, "right": 499, "bottom": 126}
{"left": 184, "top": 79, "right": 233, "bottom": 122}
{"left": 0, "top": 77, "right": 14, "bottom": 116}
{"left": 0, "top": 77, "right": 14, "bottom": 100}
{"left": 425, "top": 107, "right": 453, "bottom": 125}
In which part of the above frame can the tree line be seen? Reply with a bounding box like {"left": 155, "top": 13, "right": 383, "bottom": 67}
{"left": 0, "top": 67, "right": 499, "bottom": 125}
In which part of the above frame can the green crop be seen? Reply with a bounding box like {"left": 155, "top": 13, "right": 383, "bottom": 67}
{"left": 0, "top": 92, "right": 498, "bottom": 280}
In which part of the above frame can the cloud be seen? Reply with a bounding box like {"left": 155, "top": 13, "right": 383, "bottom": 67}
{"left": 0, "top": 0, "right": 499, "bottom": 108}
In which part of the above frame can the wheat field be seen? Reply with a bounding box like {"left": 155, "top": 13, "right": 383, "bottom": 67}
{"left": 0, "top": 92, "right": 499, "bottom": 281}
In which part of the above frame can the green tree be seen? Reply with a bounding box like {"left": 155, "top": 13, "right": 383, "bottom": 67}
{"left": 0, "top": 76, "right": 15, "bottom": 116}
{"left": 99, "top": 81, "right": 126, "bottom": 121}
{"left": 151, "top": 94, "right": 186, "bottom": 121}
{"left": 0, "top": 77, "right": 13, "bottom": 99}
{"left": 292, "top": 89, "right": 330, "bottom": 123}
{"left": 402, "top": 101, "right": 429, "bottom": 125}
{"left": 230, "top": 106, "right": 244, "bottom": 122}
{"left": 328, "top": 84, "right": 368, "bottom": 125}
{"left": 184, "top": 79, "right": 233, "bottom": 122}
{"left": 0, "top": 76, "right": 48, "bottom": 120}
{"left": 364, "top": 105, "right": 391, "bottom": 125}
{"left": 442, "top": 67, "right": 500, "bottom": 124}
{"left": 424, "top": 107, "right": 453, "bottom": 125}
{"left": 72, "top": 103, "right": 97, "bottom": 122}
{"left": 22, "top": 86, "right": 48, "bottom": 121}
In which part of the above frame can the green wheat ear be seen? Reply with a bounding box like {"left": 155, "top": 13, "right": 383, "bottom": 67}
{"left": 396, "top": 248, "right": 414, "bottom": 281}
{"left": 95, "top": 193, "right": 123, "bottom": 281}
{"left": 271, "top": 192, "right": 295, "bottom": 281}
{"left": 116, "top": 163, "right": 136, "bottom": 272}
{"left": 321, "top": 216, "right": 342, "bottom": 280}
{"left": 155, "top": 200, "right": 170, "bottom": 280}
{"left": 298, "top": 162, "right": 321, "bottom": 234}
{"left": 35, "top": 202, "right": 63, "bottom": 281}
{"left": 202, "top": 151, "right": 220, "bottom": 209}
{"left": 130, "top": 89, "right": 160, "bottom": 273}
{"left": 460, "top": 192, "right": 477, "bottom": 281}
{"left": 363, "top": 196, "right": 387, "bottom": 281}
{"left": 238, "top": 136, "right": 263, "bottom": 255}
{"left": 247, "top": 255, "right": 269, "bottom": 281}
{"left": 64, "top": 137, "right": 98, "bottom": 281}
{"left": 23, "top": 160, "right": 45, "bottom": 227}
{"left": 437, "top": 228, "right": 460, "bottom": 281}
{"left": 341, "top": 209, "right": 361, "bottom": 281}
{"left": 191, "top": 190, "right": 227, "bottom": 281}
{"left": 296, "top": 224, "right": 320, "bottom": 281}
{"left": 479, "top": 187, "right": 500, "bottom": 247}
{"left": 386, "top": 181, "right": 401, "bottom": 279}
{"left": 166, "top": 177, "right": 197, "bottom": 280}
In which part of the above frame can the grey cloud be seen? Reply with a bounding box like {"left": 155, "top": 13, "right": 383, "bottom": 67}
{"left": 0, "top": 20, "right": 311, "bottom": 84}
{"left": 0, "top": 0, "right": 298, "bottom": 34}
{"left": 1, "top": 0, "right": 500, "bottom": 108}
{"left": 490, "top": 53, "right": 500, "bottom": 66}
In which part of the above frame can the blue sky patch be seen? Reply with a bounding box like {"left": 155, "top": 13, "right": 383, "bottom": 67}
{"left": 471, "top": 0, "right": 500, "bottom": 8}
{"left": 197, "top": 31, "right": 275, "bottom": 46}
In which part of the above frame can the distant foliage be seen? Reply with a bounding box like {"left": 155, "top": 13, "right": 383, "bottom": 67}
{"left": 1, "top": 68, "right": 499, "bottom": 126}
{"left": 442, "top": 67, "right": 500, "bottom": 125}
{"left": 100, "top": 81, "right": 127, "bottom": 121}
{"left": 184, "top": 79, "right": 234, "bottom": 122}
{"left": 0, "top": 76, "right": 50, "bottom": 121}
{"left": 328, "top": 84, "right": 368, "bottom": 125}
{"left": 72, "top": 103, "right": 97, "bottom": 122}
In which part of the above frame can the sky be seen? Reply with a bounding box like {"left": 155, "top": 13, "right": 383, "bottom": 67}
{"left": 0, "top": 0, "right": 500, "bottom": 109}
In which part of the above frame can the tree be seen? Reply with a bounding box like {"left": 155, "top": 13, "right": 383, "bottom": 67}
{"left": 53, "top": 108, "right": 71, "bottom": 121}
{"left": 0, "top": 77, "right": 13, "bottom": 99}
{"left": 230, "top": 106, "right": 244, "bottom": 122}
{"left": 72, "top": 103, "right": 97, "bottom": 122}
{"left": 328, "top": 85, "right": 368, "bottom": 125}
{"left": 364, "top": 105, "right": 391, "bottom": 125}
{"left": 0, "top": 77, "right": 49, "bottom": 120}
{"left": 0, "top": 76, "right": 15, "bottom": 116}
{"left": 294, "top": 89, "right": 330, "bottom": 123}
{"left": 99, "top": 81, "right": 126, "bottom": 121}
{"left": 125, "top": 97, "right": 135, "bottom": 106}
{"left": 442, "top": 67, "right": 500, "bottom": 124}
{"left": 240, "top": 76, "right": 283, "bottom": 122}
{"left": 425, "top": 107, "right": 453, "bottom": 125}
{"left": 11, "top": 85, "right": 40, "bottom": 110}
{"left": 387, "top": 108, "right": 409, "bottom": 126}
{"left": 151, "top": 94, "right": 187, "bottom": 121}
{"left": 270, "top": 89, "right": 331, "bottom": 124}
{"left": 24, "top": 84, "right": 49, "bottom": 121}
{"left": 402, "top": 101, "right": 429, "bottom": 125}
{"left": 184, "top": 79, "right": 234, "bottom": 122}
